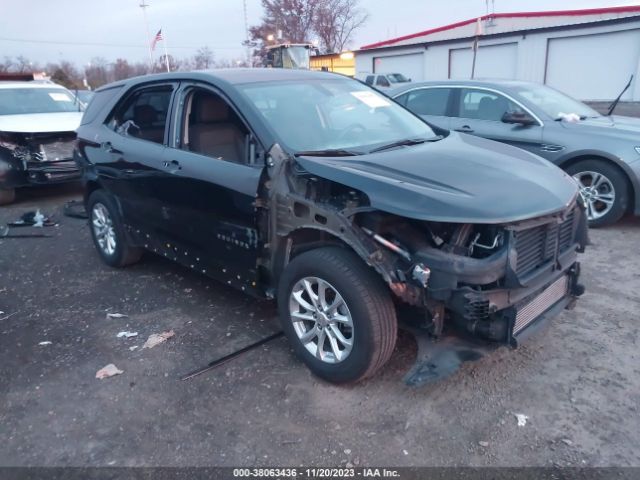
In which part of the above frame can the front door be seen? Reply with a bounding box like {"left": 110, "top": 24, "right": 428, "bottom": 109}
{"left": 449, "top": 88, "right": 544, "bottom": 155}
{"left": 157, "top": 85, "right": 264, "bottom": 279}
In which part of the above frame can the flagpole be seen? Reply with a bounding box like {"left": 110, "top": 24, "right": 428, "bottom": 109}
{"left": 162, "top": 33, "right": 170, "bottom": 72}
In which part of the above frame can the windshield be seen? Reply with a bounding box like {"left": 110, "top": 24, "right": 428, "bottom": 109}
{"left": 239, "top": 78, "right": 436, "bottom": 153}
{"left": 513, "top": 84, "right": 599, "bottom": 119}
{"left": 387, "top": 74, "right": 410, "bottom": 83}
{"left": 0, "top": 87, "right": 81, "bottom": 115}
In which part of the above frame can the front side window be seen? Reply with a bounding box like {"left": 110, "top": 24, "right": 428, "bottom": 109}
{"left": 404, "top": 88, "right": 451, "bottom": 116}
{"left": 239, "top": 77, "right": 437, "bottom": 153}
{"left": 109, "top": 85, "right": 173, "bottom": 144}
{"left": 180, "top": 89, "right": 248, "bottom": 163}
{"left": 0, "top": 87, "right": 81, "bottom": 115}
{"left": 456, "top": 88, "right": 521, "bottom": 122}
{"left": 365, "top": 76, "right": 375, "bottom": 85}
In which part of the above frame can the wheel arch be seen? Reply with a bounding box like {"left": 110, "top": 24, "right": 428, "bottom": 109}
{"left": 558, "top": 153, "right": 637, "bottom": 214}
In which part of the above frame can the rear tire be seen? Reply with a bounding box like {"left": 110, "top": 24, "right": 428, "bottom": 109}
{"left": 87, "top": 190, "right": 143, "bottom": 267}
{"left": 277, "top": 247, "right": 397, "bottom": 384}
{"left": 565, "top": 159, "right": 628, "bottom": 227}
{"left": 0, "top": 188, "right": 16, "bottom": 206}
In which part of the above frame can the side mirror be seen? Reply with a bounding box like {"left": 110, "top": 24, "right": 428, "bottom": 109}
{"left": 502, "top": 110, "right": 537, "bottom": 126}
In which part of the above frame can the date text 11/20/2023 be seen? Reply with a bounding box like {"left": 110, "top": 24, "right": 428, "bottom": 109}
{"left": 232, "top": 467, "right": 401, "bottom": 478}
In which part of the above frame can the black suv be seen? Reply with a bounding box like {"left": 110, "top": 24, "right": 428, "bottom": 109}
{"left": 75, "top": 69, "right": 587, "bottom": 384}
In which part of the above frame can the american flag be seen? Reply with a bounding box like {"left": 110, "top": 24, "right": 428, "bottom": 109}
{"left": 151, "top": 29, "right": 163, "bottom": 51}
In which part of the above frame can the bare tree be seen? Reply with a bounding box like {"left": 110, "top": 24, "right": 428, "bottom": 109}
{"left": 85, "top": 57, "right": 109, "bottom": 88}
{"left": 249, "top": 0, "right": 321, "bottom": 62}
{"left": 314, "top": 0, "right": 368, "bottom": 53}
{"left": 192, "top": 46, "right": 215, "bottom": 69}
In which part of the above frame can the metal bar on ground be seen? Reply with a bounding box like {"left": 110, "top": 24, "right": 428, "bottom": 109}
{"left": 180, "top": 331, "right": 284, "bottom": 381}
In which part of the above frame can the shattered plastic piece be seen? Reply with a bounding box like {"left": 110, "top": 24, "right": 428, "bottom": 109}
{"left": 515, "top": 413, "right": 529, "bottom": 427}
{"left": 38, "top": 341, "right": 52, "bottom": 346}
{"left": 96, "top": 364, "right": 124, "bottom": 379}
{"left": 116, "top": 331, "right": 138, "bottom": 338}
{"left": 129, "top": 346, "right": 139, "bottom": 351}
{"left": 142, "top": 330, "right": 175, "bottom": 349}
{"left": 106, "top": 313, "right": 128, "bottom": 319}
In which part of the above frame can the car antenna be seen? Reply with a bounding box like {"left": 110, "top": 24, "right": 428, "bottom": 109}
{"left": 607, "top": 75, "right": 633, "bottom": 116}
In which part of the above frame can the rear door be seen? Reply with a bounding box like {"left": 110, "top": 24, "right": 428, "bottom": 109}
{"left": 449, "top": 87, "right": 544, "bottom": 154}
{"left": 394, "top": 87, "right": 453, "bottom": 129}
{"left": 99, "top": 83, "right": 177, "bottom": 230}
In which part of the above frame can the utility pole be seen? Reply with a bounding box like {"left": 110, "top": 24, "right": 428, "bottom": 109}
{"left": 243, "top": 0, "right": 252, "bottom": 67}
{"left": 139, "top": 1, "right": 154, "bottom": 72}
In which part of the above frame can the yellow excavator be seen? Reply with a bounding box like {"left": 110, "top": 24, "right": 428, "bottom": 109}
{"left": 264, "top": 43, "right": 313, "bottom": 69}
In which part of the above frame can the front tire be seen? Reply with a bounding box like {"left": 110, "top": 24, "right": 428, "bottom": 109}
{"left": 277, "top": 247, "right": 397, "bottom": 384}
{"left": 0, "top": 188, "right": 16, "bottom": 206}
{"left": 87, "top": 190, "right": 143, "bottom": 267}
{"left": 566, "top": 159, "right": 629, "bottom": 227}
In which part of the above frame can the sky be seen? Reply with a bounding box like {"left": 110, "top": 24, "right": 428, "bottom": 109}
{"left": 1, "top": 0, "right": 639, "bottom": 67}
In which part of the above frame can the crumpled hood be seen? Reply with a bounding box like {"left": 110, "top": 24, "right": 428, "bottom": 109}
{"left": 296, "top": 133, "right": 578, "bottom": 224}
{"left": 0, "top": 112, "right": 83, "bottom": 134}
{"left": 560, "top": 114, "right": 640, "bottom": 141}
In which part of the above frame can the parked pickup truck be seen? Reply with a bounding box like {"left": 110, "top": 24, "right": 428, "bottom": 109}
{"left": 75, "top": 69, "right": 587, "bottom": 384}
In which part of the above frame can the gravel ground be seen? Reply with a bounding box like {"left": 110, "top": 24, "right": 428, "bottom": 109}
{"left": 0, "top": 184, "right": 639, "bottom": 468}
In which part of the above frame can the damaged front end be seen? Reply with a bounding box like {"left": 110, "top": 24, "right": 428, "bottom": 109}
{"left": 263, "top": 145, "right": 587, "bottom": 386}
{"left": 0, "top": 131, "right": 79, "bottom": 188}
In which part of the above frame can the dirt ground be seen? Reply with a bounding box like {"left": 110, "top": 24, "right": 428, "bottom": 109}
{"left": 0, "top": 184, "right": 639, "bottom": 468}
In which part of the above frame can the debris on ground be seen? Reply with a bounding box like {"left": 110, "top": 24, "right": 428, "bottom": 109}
{"left": 515, "top": 413, "right": 529, "bottom": 427}
{"left": 0, "top": 311, "right": 18, "bottom": 321}
{"left": 402, "top": 449, "right": 409, "bottom": 456}
{"left": 106, "top": 313, "right": 128, "bottom": 319}
{"left": 38, "top": 341, "right": 52, "bottom": 346}
{"left": 116, "top": 331, "right": 138, "bottom": 338}
{"left": 129, "top": 346, "right": 139, "bottom": 351}
{"left": 96, "top": 364, "right": 124, "bottom": 379}
{"left": 142, "top": 330, "right": 175, "bottom": 349}
{"left": 478, "top": 441, "right": 489, "bottom": 447}
{"left": 561, "top": 438, "right": 574, "bottom": 446}
{"left": 8, "top": 210, "right": 56, "bottom": 228}
{"left": 63, "top": 200, "right": 88, "bottom": 220}
{"left": 0, "top": 226, "right": 51, "bottom": 239}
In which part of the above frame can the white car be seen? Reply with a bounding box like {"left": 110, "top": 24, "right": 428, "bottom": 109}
{"left": 0, "top": 81, "right": 84, "bottom": 205}
{"left": 360, "top": 73, "right": 412, "bottom": 90}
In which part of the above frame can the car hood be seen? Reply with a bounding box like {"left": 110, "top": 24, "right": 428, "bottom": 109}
{"left": 0, "top": 112, "right": 83, "bottom": 133}
{"left": 559, "top": 114, "right": 640, "bottom": 141}
{"left": 296, "top": 133, "right": 578, "bottom": 224}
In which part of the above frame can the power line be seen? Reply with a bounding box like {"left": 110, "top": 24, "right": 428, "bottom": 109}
{"left": 0, "top": 36, "right": 242, "bottom": 50}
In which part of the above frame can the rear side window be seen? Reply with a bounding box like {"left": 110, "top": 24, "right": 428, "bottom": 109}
{"left": 80, "top": 86, "right": 123, "bottom": 125}
{"left": 405, "top": 88, "right": 451, "bottom": 116}
{"left": 365, "top": 75, "right": 375, "bottom": 85}
{"left": 108, "top": 85, "right": 174, "bottom": 144}
{"left": 376, "top": 76, "right": 390, "bottom": 87}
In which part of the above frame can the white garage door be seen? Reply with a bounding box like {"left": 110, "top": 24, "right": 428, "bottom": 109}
{"left": 546, "top": 30, "right": 640, "bottom": 101}
{"left": 449, "top": 43, "right": 518, "bottom": 80}
{"left": 373, "top": 53, "right": 424, "bottom": 81}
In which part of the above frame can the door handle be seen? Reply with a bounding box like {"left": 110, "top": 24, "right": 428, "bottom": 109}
{"left": 163, "top": 160, "right": 182, "bottom": 171}
{"left": 454, "top": 125, "right": 474, "bottom": 133}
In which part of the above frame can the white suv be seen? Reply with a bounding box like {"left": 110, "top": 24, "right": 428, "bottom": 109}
{"left": 361, "top": 73, "right": 411, "bottom": 90}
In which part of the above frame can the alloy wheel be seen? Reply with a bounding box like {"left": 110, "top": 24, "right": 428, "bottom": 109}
{"left": 91, "top": 203, "right": 117, "bottom": 256}
{"left": 288, "top": 276, "right": 354, "bottom": 364}
{"left": 573, "top": 170, "right": 616, "bottom": 221}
